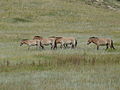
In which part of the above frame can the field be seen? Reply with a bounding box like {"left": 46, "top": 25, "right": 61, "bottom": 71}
{"left": 0, "top": 0, "right": 120, "bottom": 90}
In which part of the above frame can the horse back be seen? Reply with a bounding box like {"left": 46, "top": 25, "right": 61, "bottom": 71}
{"left": 98, "top": 38, "right": 112, "bottom": 45}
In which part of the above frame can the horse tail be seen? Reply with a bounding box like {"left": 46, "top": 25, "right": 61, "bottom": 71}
{"left": 75, "top": 39, "right": 77, "bottom": 47}
{"left": 111, "top": 40, "right": 115, "bottom": 49}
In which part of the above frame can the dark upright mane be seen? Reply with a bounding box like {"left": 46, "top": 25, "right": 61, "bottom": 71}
{"left": 34, "top": 36, "right": 43, "bottom": 38}
{"left": 49, "top": 36, "right": 56, "bottom": 38}
{"left": 49, "top": 36, "right": 63, "bottom": 39}
{"left": 33, "top": 36, "right": 43, "bottom": 40}
{"left": 55, "top": 37, "right": 63, "bottom": 39}
{"left": 89, "top": 37, "right": 98, "bottom": 39}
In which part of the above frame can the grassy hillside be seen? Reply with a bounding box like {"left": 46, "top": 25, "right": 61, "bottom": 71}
{"left": 0, "top": 0, "right": 120, "bottom": 90}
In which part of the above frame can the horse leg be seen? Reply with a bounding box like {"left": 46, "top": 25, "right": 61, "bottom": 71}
{"left": 60, "top": 44, "right": 62, "bottom": 49}
{"left": 110, "top": 44, "right": 115, "bottom": 49}
{"left": 40, "top": 45, "right": 44, "bottom": 50}
{"left": 60, "top": 43, "right": 63, "bottom": 49}
{"left": 105, "top": 44, "right": 109, "bottom": 50}
{"left": 52, "top": 42, "right": 56, "bottom": 50}
{"left": 37, "top": 41, "right": 41, "bottom": 50}
{"left": 65, "top": 44, "right": 68, "bottom": 48}
{"left": 55, "top": 45, "right": 57, "bottom": 49}
{"left": 38, "top": 44, "right": 42, "bottom": 50}
{"left": 36, "top": 45, "right": 37, "bottom": 50}
{"left": 112, "top": 46, "right": 115, "bottom": 49}
{"left": 110, "top": 40, "right": 115, "bottom": 49}
{"left": 51, "top": 46, "right": 52, "bottom": 50}
{"left": 54, "top": 42, "right": 57, "bottom": 49}
{"left": 42, "top": 46, "right": 44, "bottom": 50}
{"left": 36, "top": 45, "right": 39, "bottom": 50}
{"left": 28, "top": 46, "right": 31, "bottom": 50}
{"left": 53, "top": 45, "right": 57, "bottom": 49}
{"left": 111, "top": 46, "right": 115, "bottom": 49}
{"left": 51, "top": 45, "right": 54, "bottom": 50}
{"left": 50, "top": 43, "right": 53, "bottom": 50}
{"left": 97, "top": 45, "right": 99, "bottom": 50}
{"left": 53, "top": 43, "right": 56, "bottom": 49}
{"left": 71, "top": 43, "right": 74, "bottom": 49}
{"left": 63, "top": 44, "right": 67, "bottom": 49}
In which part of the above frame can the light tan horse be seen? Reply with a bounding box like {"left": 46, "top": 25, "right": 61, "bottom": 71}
{"left": 33, "top": 36, "right": 56, "bottom": 49}
{"left": 87, "top": 37, "right": 115, "bottom": 50}
{"left": 48, "top": 36, "right": 63, "bottom": 49}
{"left": 20, "top": 39, "right": 40, "bottom": 50}
{"left": 55, "top": 37, "right": 77, "bottom": 49}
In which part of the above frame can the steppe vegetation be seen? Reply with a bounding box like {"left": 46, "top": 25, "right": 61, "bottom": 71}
{"left": 0, "top": 0, "right": 120, "bottom": 89}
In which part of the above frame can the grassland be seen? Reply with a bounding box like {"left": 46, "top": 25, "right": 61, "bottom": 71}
{"left": 0, "top": 0, "right": 120, "bottom": 90}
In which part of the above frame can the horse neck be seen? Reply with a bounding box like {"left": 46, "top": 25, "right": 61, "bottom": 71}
{"left": 92, "top": 38, "right": 98, "bottom": 45}
{"left": 24, "top": 40, "right": 30, "bottom": 45}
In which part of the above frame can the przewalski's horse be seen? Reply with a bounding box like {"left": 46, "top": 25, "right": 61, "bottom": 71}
{"left": 33, "top": 36, "right": 56, "bottom": 49}
{"left": 48, "top": 36, "right": 63, "bottom": 49}
{"left": 54, "top": 37, "right": 77, "bottom": 49}
{"left": 20, "top": 39, "right": 40, "bottom": 50}
{"left": 87, "top": 37, "right": 115, "bottom": 50}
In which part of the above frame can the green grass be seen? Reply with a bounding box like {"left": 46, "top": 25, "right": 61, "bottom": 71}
{"left": 0, "top": 0, "right": 120, "bottom": 90}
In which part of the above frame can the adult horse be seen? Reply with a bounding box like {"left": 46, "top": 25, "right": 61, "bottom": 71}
{"left": 48, "top": 36, "right": 63, "bottom": 49}
{"left": 54, "top": 37, "right": 77, "bottom": 49}
{"left": 20, "top": 39, "right": 40, "bottom": 50}
{"left": 33, "top": 36, "right": 56, "bottom": 49}
{"left": 87, "top": 37, "right": 115, "bottom": 50}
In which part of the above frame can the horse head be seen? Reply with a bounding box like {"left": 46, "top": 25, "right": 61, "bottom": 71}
{"left": 20, "top": 39, "right": 28, "bottom": 46}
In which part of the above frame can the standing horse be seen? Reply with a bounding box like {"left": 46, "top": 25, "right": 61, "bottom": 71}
{"left": 54, "top": 37, "right": 77, "bottom": 49}
{"left": 87, "top": 37, "right": 115, "bottom": 50}
{"left": 20, "top": 39, "right": 40, "bottom": 50}
{"left": 48, "top": 36, "right": 63, "bottom": 49}
{"left": 33, "top": 36, "right": 56, "bottom": 49}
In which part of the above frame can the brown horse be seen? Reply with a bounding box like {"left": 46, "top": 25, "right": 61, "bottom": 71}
{"left": 20, "top": 39, "right": 40, "bottom": 50}
{"left": 33, "top": 36, "right": 56, "bottom": 49}
{"left": 54, "top": 37, "right": 77, "bottom": 49}
{"left": 48, "top": 36, "right": 63, "bottom": 49}
{"left": 87, "top": 37, "right": 115, "bottom": 50}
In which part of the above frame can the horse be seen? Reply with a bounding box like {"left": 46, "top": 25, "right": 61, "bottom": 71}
{"left": 33, "top": 36, "right": 56, "bottom": 49}
{"left": 48, "top": 36, "right": 63, "bottom": 49}
{"left": 87, "top": 37, "right": 115, "bottom": 50}
{"left": 54, "top": 37, "right": 77, "bottom": 49}
{"left": 20, "top": 39, "right": 40, "bottom": 50}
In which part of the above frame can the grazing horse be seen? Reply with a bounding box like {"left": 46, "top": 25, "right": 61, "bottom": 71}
{"left": 20, "top": 39, "right": 40, "bottom": 50}
{"left": 33, "top": 36, "right": 56, "bottom": 49}
{"left": 87, "top": 37, "right": 115, "bottom": 50}
{"left": 55, "top": 37, "right": 77, "bottom": 49}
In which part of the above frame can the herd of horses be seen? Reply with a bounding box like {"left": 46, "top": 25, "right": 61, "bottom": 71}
{"left": 20, "top": 36, "right": 115, "bottom": 50}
